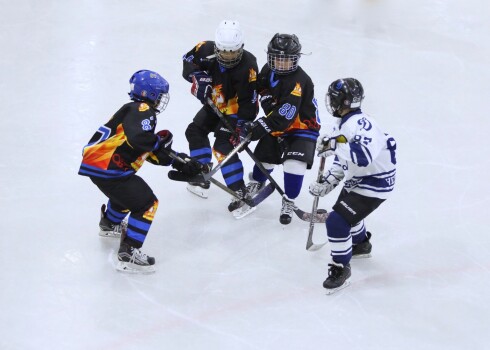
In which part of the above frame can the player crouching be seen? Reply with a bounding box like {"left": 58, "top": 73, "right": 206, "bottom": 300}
{"left": 79, "top": 70, "right": 203, "bottom": 273}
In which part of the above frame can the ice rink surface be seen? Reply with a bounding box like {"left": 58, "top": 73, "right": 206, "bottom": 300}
{"left": 1, "top": 0, "right": 489, "bottom": 349}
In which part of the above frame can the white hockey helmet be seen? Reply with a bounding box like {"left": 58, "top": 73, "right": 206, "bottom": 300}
{"left": 214, "top": 20, "right": 244, "bottom": 68}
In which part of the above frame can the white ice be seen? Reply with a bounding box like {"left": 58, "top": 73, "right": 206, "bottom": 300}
{"left": 1, "top": 0, "right": 490, "bottom": 349}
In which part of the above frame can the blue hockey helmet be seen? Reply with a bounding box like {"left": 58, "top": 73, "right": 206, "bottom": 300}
{"left": 129, "top": 70, "right": 170, "bottom": 113}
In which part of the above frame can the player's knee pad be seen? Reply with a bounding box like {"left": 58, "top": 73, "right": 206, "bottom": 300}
{"left": 185, "top": 122, "right": 207, "bottom": 143}
{"left": 283, "top": 159, "right": 307, "bottom": 175}
{"left": 132, "top": 196, "right": 159, "bottom": 221}
{"left": 326, "top": 211, "right": 351, "bottom": 240}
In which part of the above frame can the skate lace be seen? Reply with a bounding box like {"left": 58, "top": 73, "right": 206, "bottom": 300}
{"left": 231, "top": 189, "right": 245, "bottom": 204}
{"left": 130, "top": 247, "right": 148, "bottom": 264}
{"left": 281, "top": 199, "right": 295, "bottom": 216}
{"left": 246, "top": 181, "right": 264, "bottom": 197}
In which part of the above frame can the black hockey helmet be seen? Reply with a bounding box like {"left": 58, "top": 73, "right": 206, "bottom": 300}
{"left": 325, "top": 78, "right": 364, "bottom": 118}
{"left": 267, "top": 33, "right": 302, "bottom": 74}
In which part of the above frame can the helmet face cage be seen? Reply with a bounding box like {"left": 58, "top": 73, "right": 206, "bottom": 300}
{"left": 267, "top": 33, "right": 302, "bottom": 74}
{"left": 325, "top": 78, "right": 364, "bottom": 117}
{"left": 267, "top": 53, "right": 300, "bottom": 74}
{"left": 129, "top": 70, "right": 170, "bottom": 113}
{"left": 154, "top": 92, "right": 170, "bottom": 113}
{"left": 214, "top": 45, "right": 244, "bottom": 68}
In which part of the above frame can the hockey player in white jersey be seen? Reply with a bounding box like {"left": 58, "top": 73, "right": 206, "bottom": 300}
{"left": 309, "top": 78, "right": 397, "bottom": 293}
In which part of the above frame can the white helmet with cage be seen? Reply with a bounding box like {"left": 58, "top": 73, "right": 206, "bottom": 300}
{"left": 214, "top": 20, "right": 244, "bottom": 68}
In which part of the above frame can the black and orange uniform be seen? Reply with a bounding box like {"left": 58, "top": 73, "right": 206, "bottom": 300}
{"left": 183, "top": 40, "right": 258, "bottom": 191}
{"left": 79, "top": 101, "right": 171, "bottom": 248}
{"left": 254, "top": 64, "right": 320, "bottom": 167}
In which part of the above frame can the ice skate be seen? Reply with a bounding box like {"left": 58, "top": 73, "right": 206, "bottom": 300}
{"left": 245, "top": 172, "right": 266, "bottom": 198}
{"left": 116, "top": 242, "right": 156, "bottom": 274}
{"left": 99, "top": 204, "right": 127, "bottom": 238}
{"left": 280, "top": 197, "right": 295, "bottom": 225}
{"left": 352, "top": 231, "right": 372, "bottom": 259}
{"left": 323, "top": 262, "right": 351, "bottom": 294}
{"left": 228, "top": 186, "right": 250, "bottom": 213}
{"left": 232, "top": 176, "right": 265, "bottom": 219}
{"left": 186, "top": 180, "right": 210, "bottom": 198}
{"left": 186, "top": 162, "right": 212, "bottom": 198}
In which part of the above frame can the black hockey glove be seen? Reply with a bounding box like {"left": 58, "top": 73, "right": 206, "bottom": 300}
{"left": 156, "top": 130, "right": 173, "bottom": 150}
{"left": 172, "top": 153, "right": 203, "bottom": 176}
{"left": 242, "top": 118, "right": 271, "bottom": 141}
{"left": 190, "top": 71, "right": 212, "bottom": 104}
{"left": 259, "top": 94, "right": 276, "bottom": 115}
{"left": 229, "top": 119, "right": 246, "bottom": 147}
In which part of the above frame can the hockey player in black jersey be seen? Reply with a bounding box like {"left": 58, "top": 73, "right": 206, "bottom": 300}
{"left": 240, "top": 33, "right": 320, "bottom": 223}
{"left": 79, "top": 70, "right": 202, "bottom": 273}
{"left": 182, "top": 20, "right": 259, "bottom": 212}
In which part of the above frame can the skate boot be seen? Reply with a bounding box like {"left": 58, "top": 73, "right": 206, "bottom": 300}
{"left": 228, "top": 185, "right": 251, "bottom": 213}
{"left": 323, "top": 262, "right": 351, "bottom": 294}
{"left": 352, "top": 231, "right": 372, "bottom": 259}
{"left": 116, "top": 242, "right": 156, "bottom": 274}
{"left": 280, "top": 197, "right": 295, "bottom": 225}
{"left": 186, "top": 162, "right": 212, "bottom": 198}
{"left": 245, "top": 172, "right": 266, "bottom": 198}
{"left": 99, "top": 205, "right": 127, "bottom": 238}
{"left": 186, "top": 180, "right": 211, "bottom": 198}
{"left": 231, "top": 178, "right": 265, "bottom": 219}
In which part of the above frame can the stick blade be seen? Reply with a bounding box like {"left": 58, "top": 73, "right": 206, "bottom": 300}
{"left": 294, "top": 208, "right": 329, "bottom": 223}
{"left": 306, "top": 241, "right": 328, "bottom": 251}
{"left": 168, "top": 170, "right": 205, "bottom": 183}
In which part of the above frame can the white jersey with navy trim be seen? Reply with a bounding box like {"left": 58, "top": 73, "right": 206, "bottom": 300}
{"left": 328, "top": 110, "right": 396, "bottom": 200}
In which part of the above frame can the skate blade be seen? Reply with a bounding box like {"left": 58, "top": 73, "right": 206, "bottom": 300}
{"left": 325, "top": 281, "right": 351, "bottom": 295}
{"left": 186, "top": 184, "right": 209, "bottom": 198}
{"left": 232, "top": 205, "right": 257, "bottom": 219}
{"left": 116, "top": 260, "right": 156, "bottom": 274}
{"left": 352, "top": 253, "right": 372, "bottom": 259}
{"left": 99, "top": 230, "right": 121, "bottom": 238}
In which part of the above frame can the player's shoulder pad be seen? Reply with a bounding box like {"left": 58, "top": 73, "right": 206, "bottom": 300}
{"left": 242, "top": 50, "right": 258, "bottom": 63}
{"left": 127, "top": 101, "right": 155, "bottom": 117}
{"left": 194, "top": 41, "right": 207, "bottom": 51}
{"left": 195, "top": 40, "right": 214, "bottom": 52}
{"left": 138, "top": 102, "right": 150, "bottom": 112}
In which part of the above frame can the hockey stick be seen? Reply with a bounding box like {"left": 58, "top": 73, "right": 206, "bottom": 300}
{"left": 164, "top": 149, "right": 273, "bottom": 208}
{"left": 166, "top": 134, "right": 251, "bottom": 184}
{"left": 206, "top": 97, "right": 326, "bottom": 222}
{"left": 306, "top": 157, "right": 329, "bottom": 251}
{"left": 202, "top": 133, "right": 252, "bottom": 181}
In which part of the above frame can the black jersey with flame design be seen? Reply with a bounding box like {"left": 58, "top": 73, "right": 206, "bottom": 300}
{"left": 182, "top": 41, "right": 258, "bottom": 122}
{"left": 79, "top": 102, "right": 170, "bottom": 179}
{"left": 257, "top": 64, "right": 320, "bottom": 141}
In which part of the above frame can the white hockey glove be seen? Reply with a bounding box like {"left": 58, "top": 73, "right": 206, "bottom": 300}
{"left": 309, "top": 171, "right": 341, "bottom": 197}
{"left": 316, "top": 134, "right": 347, "bottom": 157}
